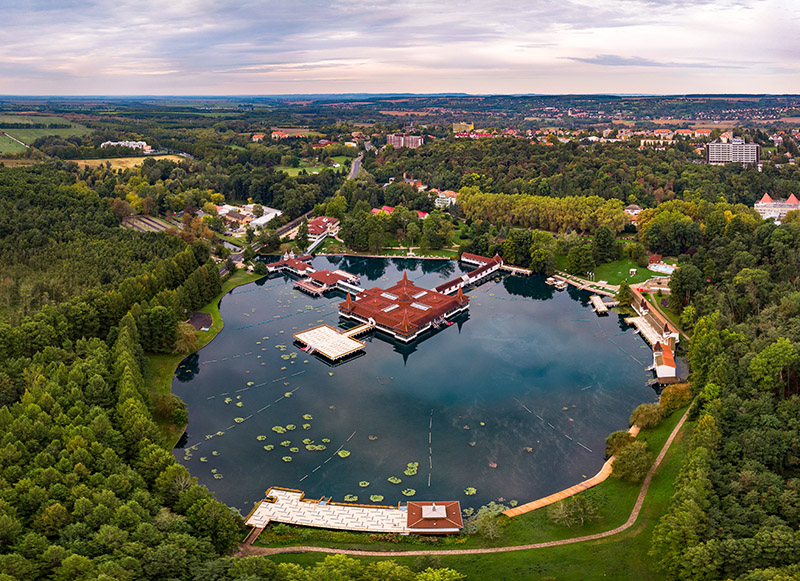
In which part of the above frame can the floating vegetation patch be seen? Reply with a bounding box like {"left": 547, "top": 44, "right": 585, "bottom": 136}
{"left": 305, "top": 444, "right": 326, "bottom": 451}
{"left": 224, "top": 398, "right": 232, "bottom": 404}
{"left": 404, "top": 462, "right": 419, "bottom": 476}
{"left": 280, "top": 440, "right": 291, "bottom": 447}
{"left": 234, "top": 417, "right": 244, "bottom": 423}
{"left": 213, "top": 473, "right": 223, "bottom": 479}
{"left": 282, "top": 457, "right": 292, "bottom": 462}
{"left": 388, "top": 476, "right": 401, "bottom": 484}
{"left": 302, "top": 438, "right": 312, "bottom": 445}
{"left": 359, "top": 481, "right": 370, "bottom": 487}
{"left": 211, "top": 469, "right": 217, "bottom": 473}
{"left": 370, "top": 495, "right": 384, "bottom": 502}
{"left": 284, "top": 392, "right": 293, "bottom": 398}
{"left": 344, "top": 495, "right": 358, "bottom": 502}
{"left": 322, "top": 438, "right": 330, "bottom": 443}
{"left": 281, "top": 354, "right": 290, "bottom": 360}
{"left": 257, "top": 435, "right": 267, "bottom": 441}
{"left": 509, "top": 500, "right": 518, "bottom": 507}
{"left": 236, "top": 402, "right": 243, "bottom": 407}
{"left": 272, "top": 426, "right": 286, "bottom": 433}
{"left": 302, "top": 414, "right": 313, "bottom": 420}
{"left": 280, "top": 367, "right": 286, "bottom": 370}
{"left": 286, "top": 424, "right": 296, "bottom": 430}
{"left": 247, "top": 381, "right": 254, "bottom": 386}
{"left": 480, "top": 422, "right": 486, "bottom": 426}
{"left": 337, "top": 450, "right": 351, "bottom": 458}
{"left": 200, "top": 457, "right": 208, "bottom": 462}
{"left": 263, "top": 445, "right": 274, "bottom": 451}
{"left": 401, "top": 489, "right": 416, "bottom": 497}
{"left": 212, "top": 451, "right": 219, "bottom": 456}
{"left": 302, "top": 424, "right": 311, "bottom": 430}
{"left": 289, "top": 447, "right": 299, "bottom": 453}
{"left": 328, "top": 372, "right": 334, "bottom": 376}
{"left": 464, "top": 487, "right": 477, "bottom": 496}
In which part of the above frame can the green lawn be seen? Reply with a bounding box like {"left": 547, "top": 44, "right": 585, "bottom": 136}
{"left": 593, "top": 259, "right": 656, "bottom": 286}
{"left": 266, "top": 411, "right": 692, "bottom": 579}
{"left": 0, "top": 134, "right": 28, "bottom": 154}
{"left": 144, "top": 269, "right": 263, "bottom": 446}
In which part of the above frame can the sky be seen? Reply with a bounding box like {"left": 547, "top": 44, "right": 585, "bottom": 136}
{"left": 1, "top": 0, "right": 798, "bottom": 95}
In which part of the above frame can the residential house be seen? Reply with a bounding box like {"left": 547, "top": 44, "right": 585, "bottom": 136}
{"left": 307, "top": 216, "right": 340, "bottom": 242}
{"left": 252, "top": 133, "right": 266, "bottom": 142}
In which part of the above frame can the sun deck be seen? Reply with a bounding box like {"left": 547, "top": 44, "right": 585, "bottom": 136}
{"left": 293, "top": 325, "right": 366, "bottom": 360}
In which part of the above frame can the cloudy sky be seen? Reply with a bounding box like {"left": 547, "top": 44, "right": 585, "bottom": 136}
{"left": 1, "top": 0, "right": 798, "bottom": 95}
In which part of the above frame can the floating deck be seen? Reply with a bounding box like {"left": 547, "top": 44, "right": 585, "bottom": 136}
{"left": 590, "top": 295, "right": 609, "bottom": 314}
{"left": 293, "top": 324, "right": 366, "bottom": 360}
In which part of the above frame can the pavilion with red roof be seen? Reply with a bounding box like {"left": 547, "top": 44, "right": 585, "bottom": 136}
{"left": 754, "top": 193, "right": 800, "bottom": 223}
{"left": 339, "top": 272, "right": 469, "bottom": 342}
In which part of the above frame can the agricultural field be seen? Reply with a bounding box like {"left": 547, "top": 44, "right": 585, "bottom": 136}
{"left": 0, "top": 133, "right": 29, "bottom": 154}
{"left": 122, "top": 215, "right": 174, "bottom": 233}
{"left": 0, "top": 158, "right": 40, "bottom": 167}
{"left": 272, "top": 126, "right": 324, "bottom": 137}
{"left": 0, "top": 113, "right": 89, "bottom": 144}
{"left": 73, "top": 154, "right": 184, "bottom": 170}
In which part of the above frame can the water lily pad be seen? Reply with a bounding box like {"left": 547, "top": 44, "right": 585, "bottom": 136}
{"left": 284, "top": 392, "right": 293, "bottom": 398}
{"left": 280, "top": 440, "right": 291, "bottom": 447}
{"left": 282, "top": 456, "right": 292, "bottom": 462}
{"left": 302, "top": 438, "right": 312, "bottom": 444}
{"left": 401, "top": 489, "right": 416, "bottom": 496}
{"left": 359, "top": 481, "right": 370, "bottom": 487}
{"left": 480, "top": 422, "right": 486, "bottom": 426}
{"left": 234, "top": 417, "right": 244, "bottom": 423}
{"left": 224, "top": 398, "right": 232, "bottom": 404}
{"left": 257, "top": 435, "right": 267, "bottom": 441}
{"left": 200, "top": 457, "right": 208, "bottom": 462}
{"left": 337, "top": 450, "right": 351, "bottom": 458}
{"left": 322, "top": 438, "right": 330, "bottom": 443}
{"left": 289, "top": 447, "right": 299, "bottom": 453}
{"left": 302, "top": 424, "right": 311, "bottom": 430}
{"left": 247, "top": 381, "right": 254, "bottom": 386}
{"left": 464, "top": 487, "right": 477, "bottom": 495}
{"left": 344, "top": 494, "right": 358, "bottom": 502}
{"left": 211, "top": 468, "right": 217, "bottom": 473}
{"left": 370, "top": 495, "right": 384, "bottom": 502}
{"left": 235, "top": 402, "right": 243, "bottom": 407}
{"left": 213, "top": 473, "right": 223, "bottom": 479}
{"left": 272, "top": 426, "right": 286, "bottom": 433}
{"left": 286, "top": 424, "right": 296, "bottom": 430}
{"left": 388, "top": 476, "right": 402, "bottom": 484}
{"left": 302, "top": 414, "right": 313, "bottom": 420}
{"left": 212, "top": 451, "right": 219, "bottom": 456}
{"left": 328, "top": 372, "right": 334, "bottom": 376}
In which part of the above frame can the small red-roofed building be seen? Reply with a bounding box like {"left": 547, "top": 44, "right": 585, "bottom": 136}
{"left": 252, "top": 133, "right": 265, "bottom": 142}
{"left": 307, "top": 216, "right": 340, "bottom": 242}
{"left": 271, "top": 131, "right": 289, "bottom": 140}
{"left": 653, "top": 341, "right": 678, "bottom": 384}
{"left": 406, "top": 501, "right": 463, "bottom": 534}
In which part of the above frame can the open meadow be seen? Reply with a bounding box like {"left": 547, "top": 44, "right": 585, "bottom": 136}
{"left": 0, "top": 113, "right": 88, "bottom": 144}
{"left": 73, "top": 154, "right": 185, "bottom": 169}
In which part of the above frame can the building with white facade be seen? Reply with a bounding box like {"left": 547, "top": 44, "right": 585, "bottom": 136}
{"left": 100, "top": 140, "right": 152, "bottom": 153}
{"left": 754, "top": 193, "right": 800, "bottom": 223}
{"left": 705, "top": 138, "right": 760, "bottom": 165}
{"left": 386, "top": 134, "right": 424, "bottom": 149}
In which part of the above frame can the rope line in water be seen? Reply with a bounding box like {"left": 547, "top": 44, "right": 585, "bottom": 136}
{"left": 513, "top": 397, "right": 594, "bottom": 454}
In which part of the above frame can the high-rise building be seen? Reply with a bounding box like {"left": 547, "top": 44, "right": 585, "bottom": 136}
{"left": 705, "top": 138, "right": 760, "bottom": 165}
{"left": 386, "top": 134, "right": 424, "bottom": 149}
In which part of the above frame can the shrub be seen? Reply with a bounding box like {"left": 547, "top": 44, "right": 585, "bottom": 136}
{"left": 611, "top": 441, "right": 653, "bottom": 483}
{"left": 659, "top": 382, "right": 693, "bottom": 414}
{"left": 605, "top": 430, "right": 635, "bottom": 456}
{"left": 546, "top": 495, "right": 600, "bottom": 528}
{"left": 630, "top": 403, "right": 663, "bottom": 429}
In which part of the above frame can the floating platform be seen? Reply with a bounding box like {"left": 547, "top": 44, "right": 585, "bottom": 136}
{"left": 590, "top": 295, "right": 609, "bottom": 314}
{"left": 293, "top": 324, "right": 366, "bottom": 361}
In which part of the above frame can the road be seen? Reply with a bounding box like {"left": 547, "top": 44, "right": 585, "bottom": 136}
{"left": 348, "top": 153, "right": 363, "bottom": 179}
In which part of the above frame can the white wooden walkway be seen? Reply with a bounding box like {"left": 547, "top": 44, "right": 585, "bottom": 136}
{"left": 246, "top": 488, "right": 409, "bottom": 533}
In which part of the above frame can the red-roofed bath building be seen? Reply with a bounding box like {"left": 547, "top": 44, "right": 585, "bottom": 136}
{"left": 339, "top": 272, "right": 468, "bottom": 342}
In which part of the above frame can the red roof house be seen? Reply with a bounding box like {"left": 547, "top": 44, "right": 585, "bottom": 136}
{"left": 406, "top": 501, "right": 463, "bottom": 534}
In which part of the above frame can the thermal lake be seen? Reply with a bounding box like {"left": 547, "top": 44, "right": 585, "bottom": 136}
{"left": 172, "top": 256, "right": 659, "bottom": 513}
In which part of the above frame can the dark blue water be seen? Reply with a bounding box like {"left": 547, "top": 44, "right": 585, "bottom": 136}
{"left": 172, "top": 257, "right": 658, "bottom": 513}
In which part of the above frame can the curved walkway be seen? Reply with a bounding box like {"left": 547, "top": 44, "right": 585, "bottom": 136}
{"left": 236, "top": 407, "right": 690, "bottom": 558}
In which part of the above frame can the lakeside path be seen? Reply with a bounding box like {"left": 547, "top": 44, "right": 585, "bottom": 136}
{"left": 236, "top": 406, "right": 691, "bottom": 558}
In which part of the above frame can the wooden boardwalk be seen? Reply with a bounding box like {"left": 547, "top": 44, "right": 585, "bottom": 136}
{"left": 503, "top": 425, "right": 640, "bottom": 518}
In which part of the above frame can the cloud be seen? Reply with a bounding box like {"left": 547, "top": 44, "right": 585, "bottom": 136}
{"left": 0, "top": 0, "right": 796, "bottom": 94}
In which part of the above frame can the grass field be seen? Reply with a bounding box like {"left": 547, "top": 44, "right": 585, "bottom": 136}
{"left": 263, "top": 409, "right": 691, "bottom": 580}
{"left": 0, "top": 114, "right": 88, "bottom": 144}
{"left": 593, "top": 258, "right": 657, "bottom": 286}
{"left": 0, "top": 158, "right": 40, "bottom": 167}
{"left": 0, "top": 134, "right": 29, "bottom": 154}
{"left": 73, "top": 154, "right": 184, "bottom": 169}
{"left": 272, "top": 126, "right": 324, "bottom": 137}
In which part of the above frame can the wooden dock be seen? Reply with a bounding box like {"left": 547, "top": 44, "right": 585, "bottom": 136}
{"left": 590, "top": 295, "right": 608, "bottom": 314}
{"left": 293, "top": 325, "right": 366, "bottom": 361}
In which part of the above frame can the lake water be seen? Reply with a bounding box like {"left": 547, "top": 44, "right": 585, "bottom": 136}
{"left": 172, "top": 256, "right": 659, "bottom": 513}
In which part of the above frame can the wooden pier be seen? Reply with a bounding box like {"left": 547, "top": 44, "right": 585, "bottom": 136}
{"left": 590, "top": 295, "right": 609, "bottom": 315}
{"left": 293, "top": 324, "right": 368, "bottom": 361}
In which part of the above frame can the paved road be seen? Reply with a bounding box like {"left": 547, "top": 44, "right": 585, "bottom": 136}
{"left": 348, "top": 153, "right": 363, "bottom": 179}
{"left": 237, "top": 407, "right": 691, "bottom": 558}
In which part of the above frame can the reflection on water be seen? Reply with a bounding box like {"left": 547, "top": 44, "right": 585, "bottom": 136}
{"left": 173, "top": 257, "right": 658, "bottom": 512}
